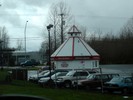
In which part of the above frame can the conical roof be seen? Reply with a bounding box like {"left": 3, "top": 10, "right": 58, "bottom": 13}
{"left": 51, "top": 25, "right": 100, "bottom": 61}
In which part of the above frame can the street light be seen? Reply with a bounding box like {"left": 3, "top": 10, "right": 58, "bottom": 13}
{"left": 24, "top": 21, "right": 28, "bottom": 61}
{"left": 47, "top": 24, "right": 53, "bottom": 81}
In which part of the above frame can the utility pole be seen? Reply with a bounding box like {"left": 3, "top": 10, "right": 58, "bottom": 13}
{"left": 59, "top": 13, "right": 65, "bottom": 44}
{"left": 24, "top": 21, "right": 28, "bottom": 61}
{"left": 53, "top": 16, "right": 57, "bottom": 51}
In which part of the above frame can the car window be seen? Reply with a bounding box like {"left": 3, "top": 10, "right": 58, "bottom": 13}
{"left": 51, "top": 72, "right": 68, "bottom": 78}
{"left": 80, "top": 72, "right": 88, "bottom": 76}
{"left": 73, "top": 72, "right": 80, "bottom": 77}
{"left": 66, "top": 71, "right": 75, "bottom": 76}
{"left": 110, "top": 77, "right": 123, "bottom": 83}
{"left": 125, "top": 78, "right": 132, "bottom": 83}
{"left": 41, "top": 71, "right": 50, "bottom": 76}
{"left": 101, "top": 75, "right": 108, "bottom": 79}
{"left": 58, "top": 72, "right": 68, "bottom": 76}
{"left": 42, "top": 70, "right": 55, "bottom": 77}
{"left": 87, "top": 74, "right": 94, "bottom": 79}
{"left": 108, "top": 74, "right": 117, "bottom": 78}
{"left": 38, "top": 70, "right": 49, "bottom": 76}
{"left": 51, "top": 73, "right": 60, "bottom": 78}
{"left": 95, "top": 75, "right": 100, "bottom": 80}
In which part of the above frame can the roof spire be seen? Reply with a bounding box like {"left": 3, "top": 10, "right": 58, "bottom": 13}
{"left": 68, "top": 25, "right": 81, "bottom": 37}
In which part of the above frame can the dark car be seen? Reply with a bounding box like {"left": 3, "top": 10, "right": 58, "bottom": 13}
{"left": 103, "top": 76, "right": 133, "bottom": 94}
{"left": 20, "top": 60, "right": 39, "bottom": 67}
{"left": 73, "top": 73, "right": 119, "bottom": 89}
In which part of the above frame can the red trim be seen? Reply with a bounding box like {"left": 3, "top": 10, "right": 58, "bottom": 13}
{"left": 72, "top": 37, "right": 74, "bottom": 57}
{"left": 51, "top": 56, "right": 100, "bottom": 61}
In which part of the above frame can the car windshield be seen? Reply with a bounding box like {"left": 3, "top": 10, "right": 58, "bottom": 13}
{"left": 38, "top": 70, "right": 49, "bottom": 76}
{"left": 86, "top": 74, "right": 94, "bottom": 79}
{"left": 58, "top": 72, "right": 68, "bottom": 76}
{"left": 42, "top": 71, "right": 50, "bottom": 76}
{"left": 51, "top": 72, "right": 60, "bottom": 78}
{"left": 25, "top": 60, "right": 30, "bottom": 63}
{"left": 66, "top": 71, "right": 75, "bottom": 76}
{"left": 110, "top": 77, "right": 124, "bottom": 83}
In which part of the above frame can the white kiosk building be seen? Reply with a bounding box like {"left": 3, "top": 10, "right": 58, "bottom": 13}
{"left": 51, "top": 25, "right": 100, "bottom": 70}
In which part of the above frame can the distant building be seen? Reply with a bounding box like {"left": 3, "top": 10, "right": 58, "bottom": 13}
{"left": 12, "top": 51, "right": 44, "bottom": 65}
{"left": 51, "top": 25, "right": 100, "bottom": 70}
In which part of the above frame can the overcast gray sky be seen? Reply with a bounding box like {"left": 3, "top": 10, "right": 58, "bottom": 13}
{"left": 0, "top": 0, "right": 133, "bottom": 51}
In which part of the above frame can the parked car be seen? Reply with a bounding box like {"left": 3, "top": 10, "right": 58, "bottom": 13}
{"left": 73, "top": 73, "right": 119, "bottom": 89}
{"left": 20, "top": 60, "right": 40, "bottom": 67}
{"left": 28, "top": 70, "right": 49, "bottom": 82}
{"left": 55, "top": 70, "right": 90, "bottom": 88}
{"left": 103, "top": 76, "right": 133, "bottom": 94}
{"left": 29, "top": 69, "right": 69, "bottom": 83}
{"left": 38, "top": 71, "right": 68, "bottom": 87}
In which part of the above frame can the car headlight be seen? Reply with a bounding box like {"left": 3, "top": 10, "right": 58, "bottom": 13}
{"left": 39, "top": 79, "right": 48, "bottom": 83}
{"left": 77, "top": 82, "right": 82, "bottom": 85}
{"left": 38, "top": 80, "right": 44, "bottom": 83}
{"left": 57, "top": 78, "right": 63, "bottom": 82}
{"left": 73, "top": 81, "right": 81, "bottom": 85}
{"left": 32, "top": 77, "right": 38, "bottom": 80}
{"left": 29, "top": 77, "right": 33, "bottom": 79}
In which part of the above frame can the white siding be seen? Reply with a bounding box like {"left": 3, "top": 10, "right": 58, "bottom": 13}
{"left": 54, "top": 60, "right": 99, "bottom": 70}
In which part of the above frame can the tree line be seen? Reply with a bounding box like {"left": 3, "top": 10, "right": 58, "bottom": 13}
{"left": 87, "top": 19, "right": 133, "bottom": 64}
{"left": 0, "top": 26, "right": 15, "bottom": 68}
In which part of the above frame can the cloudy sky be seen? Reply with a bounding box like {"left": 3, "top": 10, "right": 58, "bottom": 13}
{"left": 0, "top": 0, "right": 133, "bottom": 52}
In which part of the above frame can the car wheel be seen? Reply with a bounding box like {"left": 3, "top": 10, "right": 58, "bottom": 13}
{"left": 64, "top": 81, "right": 71, "bottom": 88}
{"left": 85, "top": 86, "right": 91, "bottom": 91}
{"left": 108, "top": 90, "right": 113, "bottom": 93}
{"left": 47, "top": 79, "right": 55, "bottom": 88}
{"left": 122, "top": 88, "right": 128, "bottom": 94}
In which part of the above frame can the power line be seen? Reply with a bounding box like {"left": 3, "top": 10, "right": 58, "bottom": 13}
{"left": 75, "top": 15, "right": 131, "bottom": 19}
{"left": 9, "top": 37, "right": 43, "bottom": 39}
{"left": 0, "top": 13, "right": 47, "bottom": 16}
{"left": 8, "top": 37, "right": 44, "bottom": 41}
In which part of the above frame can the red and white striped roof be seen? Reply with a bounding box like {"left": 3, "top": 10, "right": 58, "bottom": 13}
{"left": 51, "top": 25, "right": 100, "bottom": 61}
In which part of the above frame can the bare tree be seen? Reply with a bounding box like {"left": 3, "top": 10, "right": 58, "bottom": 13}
{"left": 0, "top": 26, "right": 9, "bottom": 49}
{"left": 0, "top": 26, "right": 14, "bottom": 68}
{"left": 78, "top": 25, "right": 87, "bottom": 41}
{"left": 47, "top": 1, "right": 73, "bottom": 48}
{"left": 16, "top": 39, "right": 23, "bottom": 51}
{"left": 120, "top": 17, "right": 133, "bottom": 39}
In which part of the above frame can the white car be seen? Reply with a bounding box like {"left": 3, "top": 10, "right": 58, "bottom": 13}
{"left": 38, "top": 71, "right": 68, "bottom": 86}
{"left": 55, "top": 70, "right": 90, "bottom": 88}
{"left": 28, "top": 70, "right": 49, "bottom": 82}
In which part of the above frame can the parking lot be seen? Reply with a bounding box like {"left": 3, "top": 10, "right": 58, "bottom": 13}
{"left": 28, "top": 64, "right": 133, "bottom": 78}
{"left": 100, "top": 64, "right": 133, "bottom": 76}
{"left": 24, "top": 65, "right": 133, "bottom": 96}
